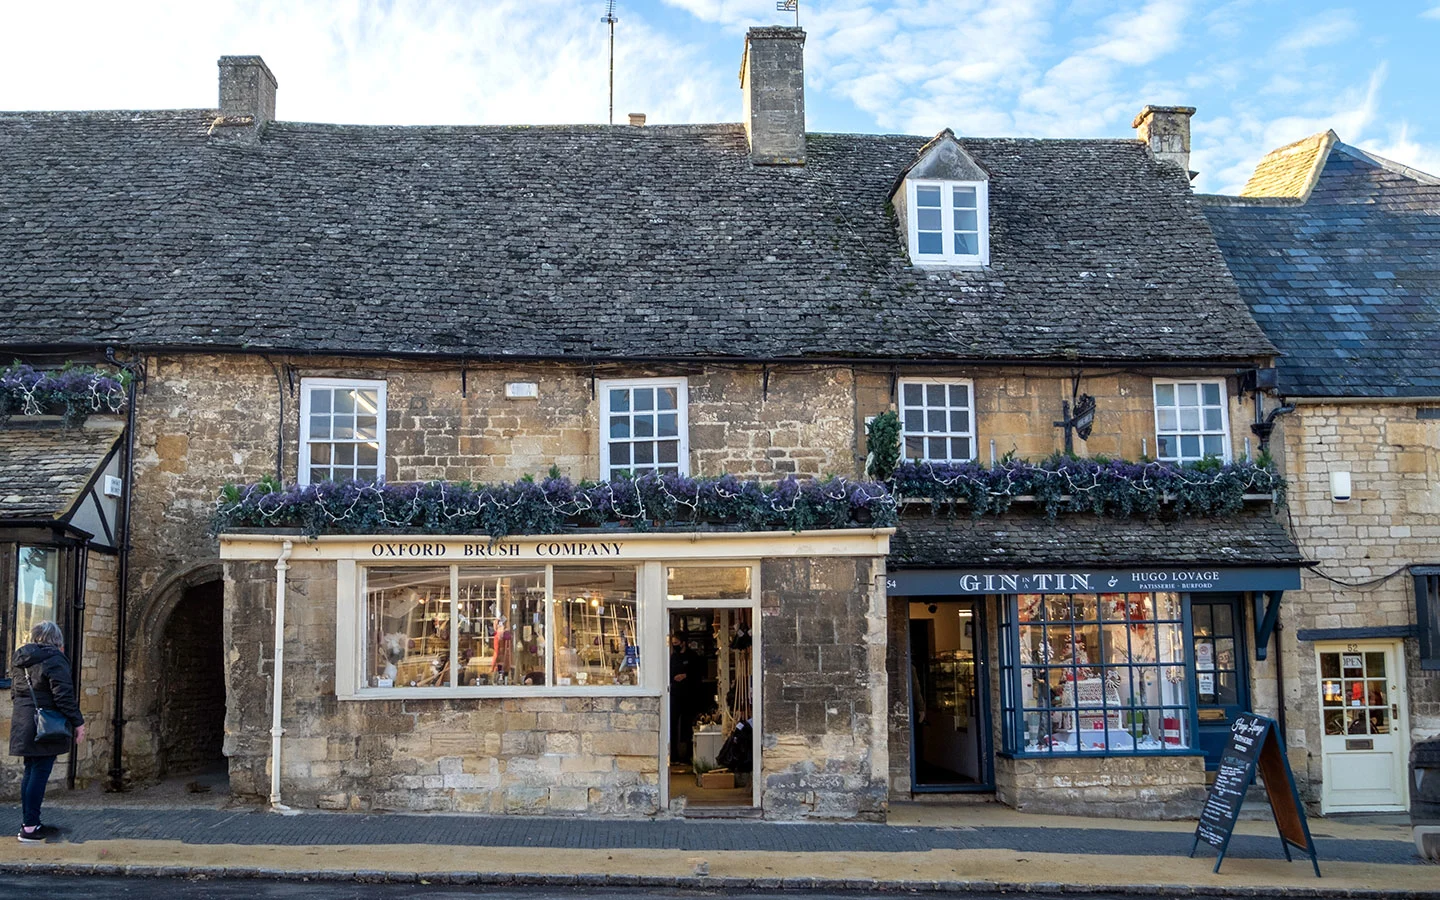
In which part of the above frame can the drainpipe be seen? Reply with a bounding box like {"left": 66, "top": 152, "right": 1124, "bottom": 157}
{"left": 1274, "top": 616, "right": 1287, "bottom": 744}
{"left": 269, "top": 539, "right": 294, "bottom": 812}
{"left": 106, "top": 350, "right": 141, "bottom": 792}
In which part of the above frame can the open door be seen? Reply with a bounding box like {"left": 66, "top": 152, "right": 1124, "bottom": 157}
{"left": 909, "top": 598, "right": 992, "bottom": 791}
{"left": 666, "top": 606, "right": 757, "bottom": 812}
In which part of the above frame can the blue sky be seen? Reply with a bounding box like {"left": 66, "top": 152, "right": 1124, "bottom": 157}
{"left": 2, "top": 1, "right": 1436, "bottom": 192}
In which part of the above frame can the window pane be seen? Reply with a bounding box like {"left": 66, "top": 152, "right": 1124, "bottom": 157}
{"left": 667, "top": 566, "right": 751, "bottom": 601}
{"left": 905, "top": 436, "right": 924, "bottom": 457}
{"left": 1179, "top": 408, "right": 1201, "bottom": 431}
{"left": 16, "top": 546, "right": 61, "bottom": 651}
{"left": 917, "top": 232, "right": 943, "bottom": 254}
{"left": 1155, "top": 384, "right": 1175, "bottom": 406}
{"left": 916, "top": 186, "right": 941, "bottom": 207}
{"left": 1157, "top": 408, "right": 1178, "bottom": 431}
{"left": 926, "top": 383, "right": 946, "bottom": 406}
{"left": 1180, "top": 435, "right": 1201, "bottom": 458}
{"left": 1202, "top": 435, "right": 1224, "bottom": 457}
{"left": 634, "top": 442, "right": 655, "bottom": 465}
{"left": 367, "top": 567, "right": 452, "bottom": 689}
{"left": 553, "top": 567, "right": 640, "bottom": 687}
{"left": 634, "top": 389, "right": 654, "bottom": 412}
{"left": 634, "top": 415, "right": 654, "bottom": 438}
{"left": 609, "top": 443, "right": 630, "bottom": 467}
{"left": 334, "top": 390, "right": 356, "bottom": 414}
{"left": 917, "top": 208, "right": 942, "bottom": 231}
{"left": 355, "top": 416, "right": 378, "bottom": 440}
{"left": 928, "top": 436, "right": 946, "bottom": 458}
{"left": 356, "top": 466, "right": 378, "bottom": 482}
{"left": 903, "top": 383, "right": 923, "bottom": 406}
{"left": 457, "top": 568, "right": 547, "bottom": 686}
{"left": 1203, "top": 409, "right": 1223, "bottom": 431}
{"left": 335, "top": 444, "right": 356, "bottom": 466}
{"left": 657, "top": 387, "right": 678, "bottom": 411}
{"left": 309, "top": 466, "right": 328, "bottom": 483}
{"left": 657, "top": 413, "right": 678, "bottom": 437}
{"left": 1177, "top": 383, "right": 1199, "bottom": 406}
{"left": 610, "top": 416, "right": 630, "bottom": 439}
{"left": 358, "top": 444, "right": 379, "bottom": 466}
{"left": 954, "top": 232, "right": 979, "bottom": 255}
{"left": 311, "top": 390, "right": 332, "bottom": 413}
{"left": 310, "top": 443, "right": 333, "bottom": 464}
{"left": 951, "top": 437, "right": 971, "bottom": 459}
{"left": 952, "top": 186, "right": 977, "bottom": 207}
{"left": 309, "top": 414, "right": 332, "bottom": 440}
{"left": 927, "top": 409, "right": 946, "bottom": 431}
{"left": 1201, "top": 383, "right": 1221, "bottom": 405}
{"left": 954, "top": 208, "right": 978, "bottom": 231}
{"left": 904, "top": 410, "right": 924, "bottom": 431}
{"left": 948, "top": 384, "right": 969, "bottom": 407}
{"left": 950, "top": 410, "right": 969, "bottom": 432}
{"left": 658, "top": 441, "right": 678, "bottom": 464}
{"left": 1156, "top": 435, "right": 1176, "bottom": 458}
{"left": 609, "top": 388, "right": 630, "bottom": 413}
{"left": 333, "top": 418, "right": 355, "bottom": 440}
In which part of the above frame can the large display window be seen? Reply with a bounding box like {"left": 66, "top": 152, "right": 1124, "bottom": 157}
{"left": 1000, "top": 591, "right": 1194, "bottom": 755}
{"left": 360, "top": 563, "right": 637, "bottom": 694}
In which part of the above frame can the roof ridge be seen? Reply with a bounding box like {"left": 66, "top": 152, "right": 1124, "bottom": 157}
{"left": 1332, "top": 141, "right": 1440, "bottom": 187}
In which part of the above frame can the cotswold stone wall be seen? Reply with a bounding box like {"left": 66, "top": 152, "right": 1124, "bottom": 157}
{"left": 1271, "top": 404, "right": 1440, "bottom": 803}
{"left": 223, "top": 558, "right": 661, "bottom": 814}
{"left": 760, "top": 556, "right": 889, "bottom": 820}
{"left": 994, "top": 754, "right": 1207, "bottom": 819}
{"left": 0, "top": 551, "right": 119, "bottom": 795}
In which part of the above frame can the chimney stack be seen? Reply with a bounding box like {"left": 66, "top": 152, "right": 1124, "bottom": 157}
{"left": 212, "top": 55, "right": 277, "bottom": 140}
{"left": 1132, "top": 105, "right": 1195, "bottom": 177}
{"left": 740, "top": 27, "right": 806, "bottom": 165}
{"left": 628, "top": 113, "right": 646, "bottom": 127}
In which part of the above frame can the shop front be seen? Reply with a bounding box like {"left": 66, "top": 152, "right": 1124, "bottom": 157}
{"left": 887, "top": 512, "right": 1306, "bottom": 818}
{"left": 218, "top": 528, "right": 892, "bottom": 820}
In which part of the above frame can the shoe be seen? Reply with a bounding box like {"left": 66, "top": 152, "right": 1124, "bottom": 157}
{"left": 31, "top": 824, "right": 60, "bottom": 838}
{"left": 17, "top": 828, "right": 45, "bottom": 843}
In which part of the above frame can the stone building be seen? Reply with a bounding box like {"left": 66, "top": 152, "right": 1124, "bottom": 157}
{"left": 1204, "top": 133, "right": 1440, "bottom": 813}
{"left": 3, "top": 30, "right": 1308, "bottom": 819}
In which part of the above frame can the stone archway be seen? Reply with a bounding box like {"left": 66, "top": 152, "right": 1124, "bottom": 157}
{"left": 157, "top": 578, "right": 226, "bottom": 777}
{"left": 123, "top": 559, "right": 224, "bottom": 783}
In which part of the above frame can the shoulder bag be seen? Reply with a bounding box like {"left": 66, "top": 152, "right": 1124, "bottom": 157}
{"left": 24, "top": 667, "right": 74, "bottom": 743}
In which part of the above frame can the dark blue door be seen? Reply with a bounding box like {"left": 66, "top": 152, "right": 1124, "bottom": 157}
{"left": 1191, "top": 594, "right": 1251, "bottom": 769}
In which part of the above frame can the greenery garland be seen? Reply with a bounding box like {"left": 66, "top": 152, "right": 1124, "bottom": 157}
{"left": 891, "top": 455, "right": 1285, "bottom": 520}
{"left": 214, "top": 472, "right": 899, "bottom": 539}
{"left": 865, "top": 410, "right": 901, "bottom": 481}
{"left": 1, "top": 362, "right": 130, "bottom": 427}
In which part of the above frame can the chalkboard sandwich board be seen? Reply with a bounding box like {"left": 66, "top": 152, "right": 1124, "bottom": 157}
{"left": 1190, "top": 713, "right": 1320, "bottom": 876}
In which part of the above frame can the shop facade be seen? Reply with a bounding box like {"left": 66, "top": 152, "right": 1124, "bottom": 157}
{"left": 218, "top": 529, "right": 892, "bottom": 820}
{"left": 886, "top": 512, "right": 1305, "bottom": 818}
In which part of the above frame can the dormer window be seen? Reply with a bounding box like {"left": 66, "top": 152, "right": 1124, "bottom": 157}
{"left": 892, "top": 129, "right": 991, "bottom": 268}
{"left": 909, "top": 181, "right": 988, "bottom": 264}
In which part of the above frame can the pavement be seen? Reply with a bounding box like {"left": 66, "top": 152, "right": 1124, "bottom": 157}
{"left": 0, "top": 783, "right": 1434, "bottom": 898}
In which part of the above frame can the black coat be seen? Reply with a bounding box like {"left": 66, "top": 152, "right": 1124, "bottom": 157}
{"left": 9, "top": 643, "right": 83, "bottom": 757}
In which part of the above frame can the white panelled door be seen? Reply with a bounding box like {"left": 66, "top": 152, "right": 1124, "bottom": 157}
{"left": 1317, "top": 641, "right": 1409, "bottom": 813}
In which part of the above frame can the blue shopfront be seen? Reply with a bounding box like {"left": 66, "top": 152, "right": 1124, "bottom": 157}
{"left": 889, "top": 564, "right": 1303, "bottom": 793}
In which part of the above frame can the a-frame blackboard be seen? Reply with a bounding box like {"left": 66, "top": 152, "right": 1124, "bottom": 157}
{"left": 1191, "top": 713, "right": 1320, "bottom": 876}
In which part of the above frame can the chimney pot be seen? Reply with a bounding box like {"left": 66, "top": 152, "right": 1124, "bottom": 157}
{"left": 740, "top": 26, "right": 806, "bottom": 165}
{"left": 628, "top": 113, "right": 646, "bottom": 127}
{"left": 215, "top": 55, "right": 278, "bottom": 139}
{"left": 1132, "top": 105, "right": 1195, "bottom": 178}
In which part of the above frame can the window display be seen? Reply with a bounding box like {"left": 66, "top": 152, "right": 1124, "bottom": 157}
{"left": 1320, "top": 650, "right": 1392, "bottom": 736}
{"left": 553, "top": 567, "right": 639, "bottom": 686}
{"left": 360, "top": 563, "right": 642, "bottom": 693}
{"left": 1002, "top": 591, "right": 1191, "bottom": 754}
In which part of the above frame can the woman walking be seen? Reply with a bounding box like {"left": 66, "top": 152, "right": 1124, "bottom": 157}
{"left": 9, "top": 621, "right": 84, "bottom": 842}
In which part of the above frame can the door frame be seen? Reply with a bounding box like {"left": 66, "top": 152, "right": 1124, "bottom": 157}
{"left": 907, "top": 595, "right": 995, "bottom": 793}
{"left": 659, "top": 561, "right": 762, "bottom": 811}
{"left": 1315, "top": 639, "right": 1411, "bottom": 814}
{"left": 1190, "top": 592, "right": 1252, "bottom": 770}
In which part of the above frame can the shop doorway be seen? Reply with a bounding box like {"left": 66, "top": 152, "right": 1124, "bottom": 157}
{"left": 666, "top": 607, "right": 757, "bottom": 811}
{"left": 1317, "top": 641, "right": 1410, "bottom": 813}
{"left": 157, "top": 579, "right": 228, "bottom": 783}
{"left": 1191, "top": 594, "right": 1251, "bottom": 770}
{"left": 909, "top": 598, "right": 993, "bottom": 790}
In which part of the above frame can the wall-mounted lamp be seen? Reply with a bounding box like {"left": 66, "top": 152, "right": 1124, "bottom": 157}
{"left": 1330, "top": 471, "right": 1352, "bottom": 502}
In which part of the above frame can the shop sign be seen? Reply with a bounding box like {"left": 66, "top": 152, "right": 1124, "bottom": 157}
{"left": 369, "top": 540, "right": 626, "bottom": 559}
{"left": 887, "top": 566, "right": 1302, "bottom": 596}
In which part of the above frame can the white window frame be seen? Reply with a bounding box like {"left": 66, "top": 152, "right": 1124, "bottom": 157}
{"left": 598, "top": 377, "right": 689, "bottom": 479}
{"left": 1152, "top": 378, "right": 1231, "bottom": 464}
{"left": 299, "top": 377, "right": 388, "bottom": 486}
{"left": 898, "top": 377, "right": 977, "bottom": 463}
{"left": 906, "top": 179, "right": 990, "bottom": 267}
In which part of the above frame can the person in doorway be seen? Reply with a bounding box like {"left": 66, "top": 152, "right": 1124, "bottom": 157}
{"left": 9, "top": 621, "right": 85, "bottom": 843}
{"left": 669, "top": 635, "right": 701, "bottom": 764}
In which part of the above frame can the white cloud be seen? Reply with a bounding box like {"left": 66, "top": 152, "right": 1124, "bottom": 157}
{"left": 1274, "top": 9, "right": 1357, "bottom": 53}
{"left": 1423, "top": 5, "right": 1440, "bottom": 20}
{"left": 0, "top": 0, "right": 731, "bottom": 126}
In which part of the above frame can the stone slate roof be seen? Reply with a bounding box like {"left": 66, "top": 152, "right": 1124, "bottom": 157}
{"left": 0, "top": 422, "right": 123, "bottom": 521}
{"left": 0, "top": 110, "right": 1274, "bottom": 363}
{"left": 1239, "top": 131, "right": 1335, "bottom": 200}
{"left": 1203, "top": 138, "right": 1440, "bottom": 398}
{"left": 890, "top": 510, "right": 1303, "bottom": 568}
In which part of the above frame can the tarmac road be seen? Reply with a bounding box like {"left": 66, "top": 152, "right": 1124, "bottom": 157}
{"left": 0, "top": 875, "right": 1177, "bottom": 900}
